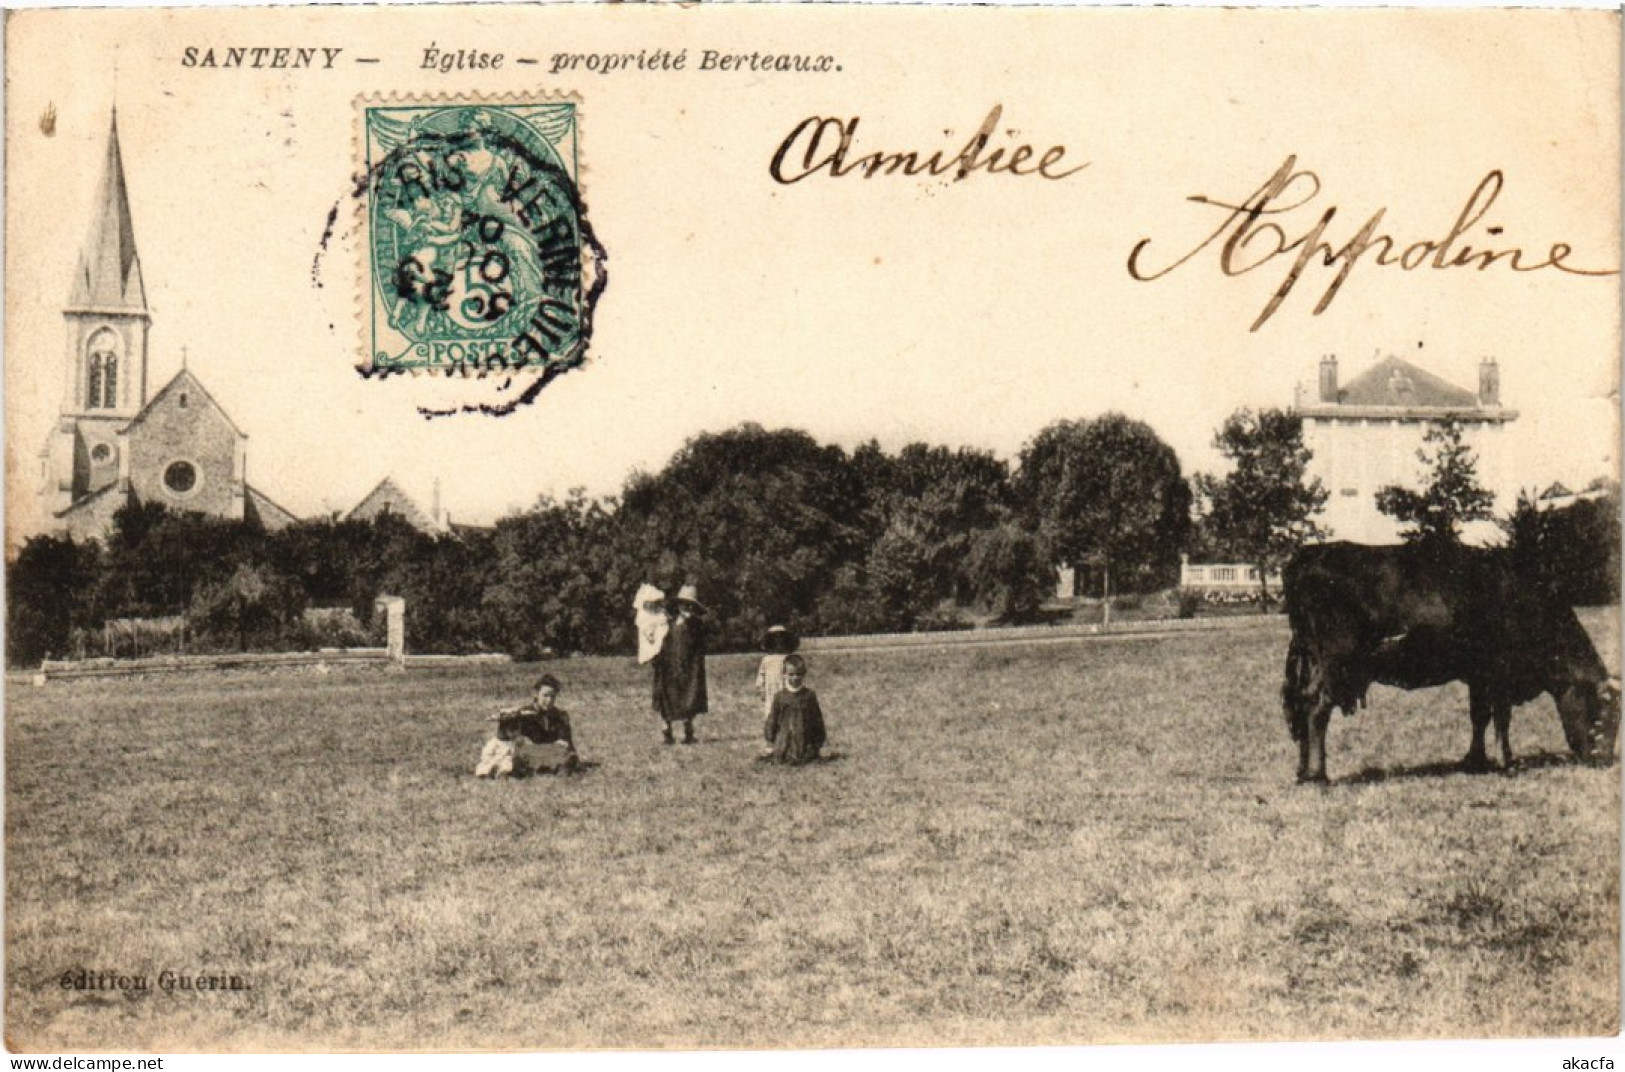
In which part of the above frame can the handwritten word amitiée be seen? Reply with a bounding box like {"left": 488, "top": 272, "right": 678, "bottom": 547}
{"left": 770, "top": 105, "right": 1086, "bottom": 184}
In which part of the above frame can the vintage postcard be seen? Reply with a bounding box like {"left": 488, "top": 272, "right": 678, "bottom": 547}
{"left": 3, "top": 2, "right": 1619, "bottom": 1057}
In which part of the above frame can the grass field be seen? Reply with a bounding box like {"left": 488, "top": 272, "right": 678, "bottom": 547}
{"left": 6, "top": 612, "right": 1619, "bottom": 1051}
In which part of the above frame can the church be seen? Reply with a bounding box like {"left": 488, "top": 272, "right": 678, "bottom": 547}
{"left": 39, "top": 114, "right": 298, "bottom": 542}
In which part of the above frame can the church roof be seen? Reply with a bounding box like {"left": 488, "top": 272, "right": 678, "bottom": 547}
{"left": 245, "top": 484, "right": 300, "bottom": 530}
{"left": 120, "top": 368, "right": 247, "bottom": 439}
{"left": 70, "top": 112, "right": 147, "bottom": 314}
{"left": 52, "top": 481, "right": 132, "bottom": 520}
{"left": 1336, "top": 356, "right": 1480, "bottom": 409}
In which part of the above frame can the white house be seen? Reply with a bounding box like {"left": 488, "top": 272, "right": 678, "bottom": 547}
{"left": 1295, "top": 353, "right": 1517, "bottom": 545}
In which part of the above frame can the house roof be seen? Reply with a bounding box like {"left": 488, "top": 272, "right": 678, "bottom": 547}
{"left": 345, "top": 476, "right": 441, "bottom": 533}
{"left": 1337, "top": 356, "right": 1480, "bottom": 408}
{"left": 1300, "top": 355, "right": 1516, "bottom": 423}
{"left": 69, "top": 112, "right": 147, "bottom": 314}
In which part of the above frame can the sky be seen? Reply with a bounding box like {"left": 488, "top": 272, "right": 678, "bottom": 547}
{"left": 5, "top": 5, "right": 1619, "bottom": 542}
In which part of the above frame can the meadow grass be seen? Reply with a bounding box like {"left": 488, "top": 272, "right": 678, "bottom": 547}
{"left": 5, "top": 612, "right": 1618, "bottom": 1050}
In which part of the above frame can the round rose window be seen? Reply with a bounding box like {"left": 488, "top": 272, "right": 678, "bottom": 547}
{"left": 90, "top": 443, "right": 114, "bottom": 464}
{"left": 163, "top": 461, "right": 198, "bottom": 494}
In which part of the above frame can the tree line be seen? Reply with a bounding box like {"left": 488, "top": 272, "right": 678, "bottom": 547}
{"left": 8, "top": 413, "right": 1618, "bottom": 667}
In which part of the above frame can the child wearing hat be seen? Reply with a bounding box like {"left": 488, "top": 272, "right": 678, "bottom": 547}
{"left": 476, "top": 673, "right": 580, "bottom": 778}
{"left": 756, "top": 625, "right": 799, "bottom": 732}
{"left": 763, "top": 654, "right": 827, "bottom": 765}
{"left": 652, "top": 584, "right": 709, "bottom": 745}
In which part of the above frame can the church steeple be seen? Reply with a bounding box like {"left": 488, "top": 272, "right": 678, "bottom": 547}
{"left": 69, "top": 110, "right": 147, "bottom": 313}
{"left": 61, "top": 110, "right": 150, "bottom": 420}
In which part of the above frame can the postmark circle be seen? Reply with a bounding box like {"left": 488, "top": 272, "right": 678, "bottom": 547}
{"left": 357, "top": 99, "right": 606, "bottom": 403}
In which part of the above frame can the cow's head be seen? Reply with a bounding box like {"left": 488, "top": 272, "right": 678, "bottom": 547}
{"left": 1553, "top": 676, "right": 1620, "bottom": 763}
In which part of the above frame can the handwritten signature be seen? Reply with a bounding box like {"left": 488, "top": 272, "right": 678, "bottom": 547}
{"left": 1128, "top": 156, "right": 1616, "bottom": 331}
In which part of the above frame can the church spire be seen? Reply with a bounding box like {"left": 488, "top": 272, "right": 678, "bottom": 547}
{"left": 69, "top": 110, "right": 147, "bottom": 313}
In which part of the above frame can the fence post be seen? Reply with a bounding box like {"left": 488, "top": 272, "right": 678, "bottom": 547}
{"left": 376, "top": 596, "right": 407, "bottom": 666}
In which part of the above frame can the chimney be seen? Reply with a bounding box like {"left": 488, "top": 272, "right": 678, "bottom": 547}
{"left": 432, "top": 477, "right": 447, "bottom": 531}
{"left": 1478, "top": 357, "right": 1500, "bottom": 407}
{"left": 1318, "top": 355, "right": 1339, "bottom": 403}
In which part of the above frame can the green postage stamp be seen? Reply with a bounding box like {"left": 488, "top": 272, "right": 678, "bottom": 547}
{"left": 361, "top": 98, "right": 602, "bottom": 376}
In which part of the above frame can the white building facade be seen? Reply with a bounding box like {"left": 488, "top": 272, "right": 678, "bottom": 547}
{"left": 1296, "top": 354, "right": 1516, "bottom": 545}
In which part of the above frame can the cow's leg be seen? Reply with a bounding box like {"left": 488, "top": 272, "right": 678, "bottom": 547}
{"left": 1302, "top": 701, "right": 1333, "bottom": 784}
{"left": 1465, "top": 686, "right": 1493, "bottom": 771}
{"left": 1492, "top": 697, "right": 1514, "bottom": 769}
{"left": 1284, "top": 638, "right": 1331, "bottom": 784}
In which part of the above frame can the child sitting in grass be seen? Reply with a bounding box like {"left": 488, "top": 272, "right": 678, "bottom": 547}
{"left": 476, "top": 673, "right": 580, "bottom": 778}
{"left": 763, "top": 654, "right": 827, "bottom": 765}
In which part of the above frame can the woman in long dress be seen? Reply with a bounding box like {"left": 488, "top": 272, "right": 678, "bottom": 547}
{"left": 651, "top": 585, "right": 709, "bottom": 745}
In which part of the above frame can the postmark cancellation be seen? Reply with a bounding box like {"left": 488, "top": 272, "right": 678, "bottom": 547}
{"left": 358, "top": 95, "right": 602, "bottom": 380}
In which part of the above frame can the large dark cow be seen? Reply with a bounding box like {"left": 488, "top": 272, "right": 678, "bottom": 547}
{"left": 1281, "top": 541, "right": 1619, "bottom": 783}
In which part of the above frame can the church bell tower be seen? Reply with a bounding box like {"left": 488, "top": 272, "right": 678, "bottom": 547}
{"left": 42, "top": 111, "right": 151, "bottom": 516}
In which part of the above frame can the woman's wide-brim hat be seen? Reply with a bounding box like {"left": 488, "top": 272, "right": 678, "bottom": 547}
{"left": 761, "top": 625, "right": 800, "bottom": 654}
{"left": 675, "top": 584, "right": 710, "bottom": 614}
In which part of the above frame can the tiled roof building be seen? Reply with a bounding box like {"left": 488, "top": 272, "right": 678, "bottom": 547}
{"left": 346, "top": 477, "right": 448, "bottom": 535}
{"left": 1295, "top": 353, "right": 1517, "bottom": 544}
{"left": 343, "top": 477, "right": 489, "bottom": 538}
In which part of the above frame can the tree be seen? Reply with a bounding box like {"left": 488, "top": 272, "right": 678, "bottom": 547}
{"left": 7, "top": 535, "right": 103, "bottom": 667}
{"left": 863, "top": 516, "right": 939, "bottom": 629}
{"left": 378, "top": 529, "right": 502, "bottom": 655}
{"left": 264, "top": 516, "right": 391, "bottom": 612}
{"left": 964, "top": 521, "right": 1052, "bottom": 622}
{"left": 1194, "top": 407, "right": 1328, "bottom": 605}
{"left": 1375, "top": 420, "right": 1495, "bottom": 543}
{"left": 188, "top": 562, "right": 307, "bottom": 652}
{"left": 485, "top": 490, "right": 624, "bottom": 657}
{"left": 859, "top": 443, "right": 1015, "bottom": 611}
{"left": 613, "top": 425, "right": 869, "bottom": 649}
{"left": 1502, "top": 481, "right": 1621, "bottom": 606}
{"left": 95, "top": 501, "right": 262, "bottom": 619}
{"left": 1016, "top": 414, "right": 1192, "bottom": 607}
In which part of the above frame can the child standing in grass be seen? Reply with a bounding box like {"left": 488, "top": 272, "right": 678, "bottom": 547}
{"left": 755, "top": 625, "right": 799, "bottom": 731}
{"left": 476, "top": 674, "right": 580, "bottom": 778}
{"left": 763, "top": 653, "right": 827, "bottom": 765}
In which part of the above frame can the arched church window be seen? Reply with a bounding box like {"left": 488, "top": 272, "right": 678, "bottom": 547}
{"left": 85, "top": 330, "right": 120, "bottom": 410}
{"left": 87, "top": 353, "right": 104, "bottom": 411}
{"left": 102, "top": 353, "right": 118, "bottom": 408}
